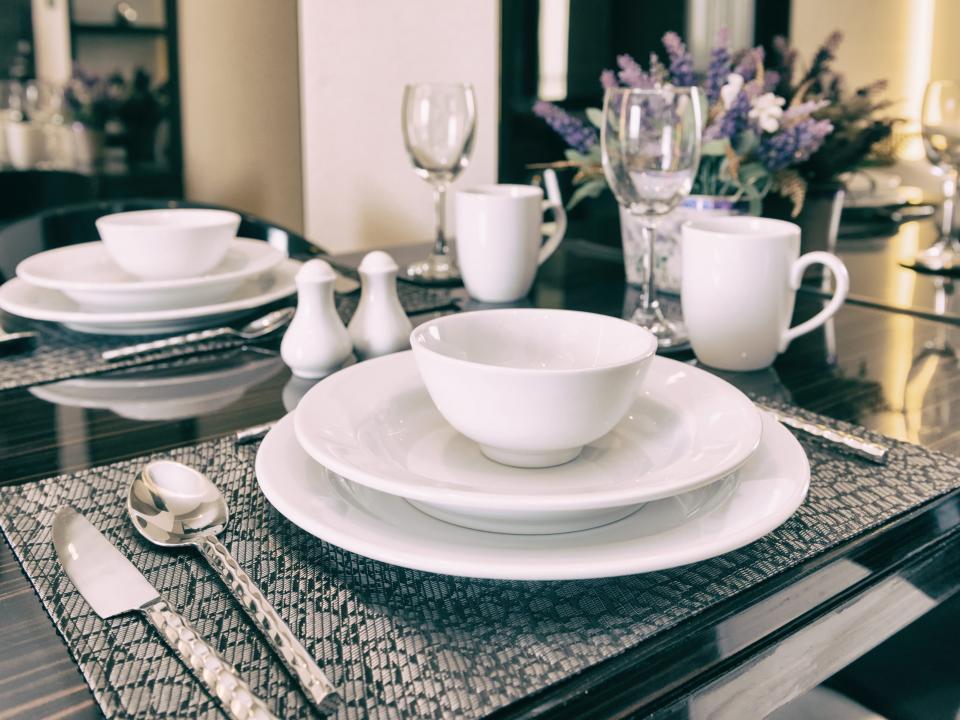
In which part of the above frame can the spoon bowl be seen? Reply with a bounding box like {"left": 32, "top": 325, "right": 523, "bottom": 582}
{"left": 128, "top": 460, "right": 228, "bottom": 547}
{"left": 236, "top": 307, "right": 295, "bottom": 339}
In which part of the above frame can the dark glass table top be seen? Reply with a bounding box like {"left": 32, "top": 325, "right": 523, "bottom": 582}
{"left": 1, "top": 238, "right": 959, "bottom": 718}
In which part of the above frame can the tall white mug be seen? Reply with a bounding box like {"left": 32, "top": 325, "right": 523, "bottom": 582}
{"left": 681, "top": 217, "right": 849, "bottom": 371}
{"left": 455, "top": 172, "right": 566, "bottom": 303}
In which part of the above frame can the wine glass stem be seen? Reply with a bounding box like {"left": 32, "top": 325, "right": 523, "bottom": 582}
{"left": 432, "top": 184, "right": 448, "bottom": 257}
{"left": 941, "top": 167, "right": 958, "bottom": 238}
{"left": 639, "top": 217, "right": 660, "bottom": 314}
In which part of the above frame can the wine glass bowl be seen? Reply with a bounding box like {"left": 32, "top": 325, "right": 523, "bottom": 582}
{"left": 601, "top": 86, "right": 703, "bottom": 347}
{"left": 915, "top": 80, "right": 960, "bottom": 272}
{"left": 401, "top": 82, "right": 477, "bottom": 283}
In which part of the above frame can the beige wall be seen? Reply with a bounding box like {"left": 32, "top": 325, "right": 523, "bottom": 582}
{"left": 178, "top": 0, "right": 304, "bottom": 232}
{"left": 30, "top": 0, "right": 71, "bottom": 83}
{"left": 298, "top": 0, "right": 500, "bottom": 253}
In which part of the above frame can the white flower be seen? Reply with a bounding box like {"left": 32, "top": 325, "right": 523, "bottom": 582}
{"left": 749, "top": 92, "right": 786, "bottom": 133}
{"left": 719, "top": 73, "right": 744, "bottom": 110}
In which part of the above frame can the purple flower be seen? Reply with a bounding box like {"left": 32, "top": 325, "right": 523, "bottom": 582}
{"left": 616, "top": 54, "right": 653, "bottom": 88}
{"left": 735, "top": 47, "right": 764, "bottom": 82}
{"left": 648, "top": 52, "right": 668, "bottom": 84}
{"left": 600, "top": 69, "right": 619, "bottom": 90}
{"left": 758, "top": 118, "right": 834, "bottom": 171}
{"left": 705, "top": 27, "right": 731, "bottom": 104}
{"left": 662, "top": 31, "right": 695, "bottom": 86}
{"left": 705, "top": 89, "right": 751, "bottom": 141}
{"left": 783, "top": 99, "right": 829, "bottom": 122}
{"left": 532, "top": 100, "right": 598, "bottom": 154}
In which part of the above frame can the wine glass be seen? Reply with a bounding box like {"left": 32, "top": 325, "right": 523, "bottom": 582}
{"left": 601, "top": 86, "right": 703, "bottom": 348}
{"left": 401, "top": 82, "right": 477, "bottom": 283}
{"left": 917, "top": 80, "right": 960, "bottom": 271}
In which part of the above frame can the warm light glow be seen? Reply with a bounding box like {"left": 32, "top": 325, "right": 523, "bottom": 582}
{"left": 899, "top": 0, "right": 935, "bottom": 159}
{"left": 537, "top": 0, "right": 570, "bottom": 101}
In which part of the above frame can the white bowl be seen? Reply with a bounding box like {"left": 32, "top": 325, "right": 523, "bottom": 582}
{"left": 95, "top": 208, "right": 241, "bottom": 280}
{"left": 410, "top": 309, "right": 657, "bottom": 468}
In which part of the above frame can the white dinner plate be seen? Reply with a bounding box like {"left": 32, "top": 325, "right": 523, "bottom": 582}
{"left": 29, "top": 354, "right": 284, "bottom": 421}
{"left": 15, "top": 238, "right": 285, "bottom": 311}
{"left": 293, "top": 352, "right": 763, "bottom": 533}
{"left": 257, "top": 412, "right": 809, "bottom": 580}
{"left": 0, "top": 259, "right": 299, "bottom": 335}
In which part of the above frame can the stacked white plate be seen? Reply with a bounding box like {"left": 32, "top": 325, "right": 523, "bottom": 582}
{"left": 0, "top": 238, "right": 299, "bottom": 334}
{"left": 255, "top": 351, "right": 811, "bottom": 580}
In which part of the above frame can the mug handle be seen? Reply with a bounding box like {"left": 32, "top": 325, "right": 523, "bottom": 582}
{"left": 778, "top": 251, "right": 850, "bottom": 353}
{"left": 538, "top": 168, "right": 567, "bottom": 265}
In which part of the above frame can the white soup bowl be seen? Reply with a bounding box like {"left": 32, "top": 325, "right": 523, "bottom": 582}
{"left": 410, "top": 309, "right": 656, "bottom": 468}
{"left": 95, "top": 208, "right": 241, "bottom": 280}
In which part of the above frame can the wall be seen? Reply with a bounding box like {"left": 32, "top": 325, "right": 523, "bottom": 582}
{"left": 298, "top": 1, "right": 500, "bottom": 253}
{"left": 30, "top": 0, "right": 71, "bottom": 83}
{"left": 177, "top": 0, "right": 303, "bottom": 232}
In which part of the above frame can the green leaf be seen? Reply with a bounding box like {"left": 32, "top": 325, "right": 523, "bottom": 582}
{"left": 734, "top": 130, "right": 759, "bottom": 156}
{"left": 585, "top": 107, "right": 604, "bottom": 129}
{"left": 564, "top": 149, "right": 589, "bottom": 164}
{"left": 702, "top": 139, "right": 730, "bottom": 157}
{"left": 567, "top": 178, "right": 607, "bottom": 209}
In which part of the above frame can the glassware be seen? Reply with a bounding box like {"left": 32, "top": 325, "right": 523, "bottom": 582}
{"left": 401, "top": 82, "right": 477, "bottom": 283}
{"left": 601, "top": 86, "right": 703, "bottom": 348}
{"left": 916, "top": 80, "right": 960, "bottom": 271}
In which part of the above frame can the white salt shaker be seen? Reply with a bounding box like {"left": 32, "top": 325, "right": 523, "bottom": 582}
{"left": 348, "top": 251, "right": 412, "bottom": 359}
{"left": 280, "top": 259, "right": 352, "bottom": 378}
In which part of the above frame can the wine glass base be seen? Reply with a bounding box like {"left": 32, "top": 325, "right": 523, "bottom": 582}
{"left": 911, "top": 237, "right": 960, "bottom": 273}
{"left": 630, "top": 306, "right": 688, "bottom": 349}
{"left": 404, "top": 254, "right": 461, "bottom": 285}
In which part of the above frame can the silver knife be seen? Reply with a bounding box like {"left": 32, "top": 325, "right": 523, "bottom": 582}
{"left": 52, "top": 507, "right": 278, "bottom": 720}
{"left": 756, "top": 404, "right": 889, "bottom": 464}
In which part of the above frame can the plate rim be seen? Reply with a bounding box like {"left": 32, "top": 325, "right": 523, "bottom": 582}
{"left": 293, "top": 351, "right": 764, "bottom": 512}
{"left": 15, "top": 238, "right": 285, "bottom": 293}
{"left": 257, "top": 412, "right": 809, "bottom": 580}
{"left": 0, "top": 259, "right": 299, "bottom": 324}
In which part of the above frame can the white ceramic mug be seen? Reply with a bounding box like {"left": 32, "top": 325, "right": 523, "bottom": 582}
{"left": 455, "top": 172, "right": 567, "bottom": 303}
{"left": 681, "top": 216, "right": 849, "bottom": 371}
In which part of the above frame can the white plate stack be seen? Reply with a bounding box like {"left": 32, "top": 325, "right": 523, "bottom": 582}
{"left": 0, "top": 209, "right": 299, "bottom": 335}
{"left": 255, "top": 309, "right": 811, "bottom": 581}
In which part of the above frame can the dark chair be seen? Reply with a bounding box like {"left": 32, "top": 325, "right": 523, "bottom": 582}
{"left": 0, "top": 170, "right": 97, "bottom": 225}
{"left": 0, "top": 199, "right": 325, "bottom": 283}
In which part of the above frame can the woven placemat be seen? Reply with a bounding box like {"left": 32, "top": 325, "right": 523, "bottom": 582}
{"left": 2, "top": 410, "right": 959, "bottom": 718}
{"left": 0, "top": 284, "right": 456, "bottom": 391}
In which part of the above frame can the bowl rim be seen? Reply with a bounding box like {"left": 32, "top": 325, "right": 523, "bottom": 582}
{"left": 410, "top": 308, "right": 657, "bottom": 375}
{"left": 95, "top": 208, "right": 241, "bottom": 229}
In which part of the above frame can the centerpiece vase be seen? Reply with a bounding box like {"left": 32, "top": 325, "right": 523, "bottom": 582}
{"left": 619, "top": 195, "right": 750, "bottom": 295}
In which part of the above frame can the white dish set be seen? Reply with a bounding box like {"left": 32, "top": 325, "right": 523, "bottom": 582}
{"left": 0, "top": 209, "right": 299, "bottom": 335}
{"left": 257, "top": 308, "right": 811, "bottom": 580}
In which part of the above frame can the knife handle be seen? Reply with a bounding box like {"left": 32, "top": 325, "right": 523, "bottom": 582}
{"left": 101, "top": 327, "right": 233, "bottom": 361}
{"left": 142, "top": 598, "right": 278, "bottom": 720}
{"left": 198, "top": 537, "right": 342, "bottom": 715}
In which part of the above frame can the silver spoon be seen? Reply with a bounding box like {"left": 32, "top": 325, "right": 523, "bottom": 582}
{"left": 128, "top": 460, "right": 341, "bottom": 715}
{"left": 102, "top": 307, "right": 295, "bottom": 361}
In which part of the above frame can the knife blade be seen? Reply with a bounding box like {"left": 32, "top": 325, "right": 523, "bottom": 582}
{"left": 53, "top": 507, "right": 278, "bottom": 720}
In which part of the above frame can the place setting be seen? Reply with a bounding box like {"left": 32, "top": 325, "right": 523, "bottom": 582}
{"left": 0, "top": 208, "right": 460, "bottom": 391}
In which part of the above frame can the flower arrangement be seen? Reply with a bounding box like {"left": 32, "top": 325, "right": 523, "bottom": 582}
{"left": 64, "top": 67, "right": 124, "bottom": 131}
{"left": 767, "top": 31, "right": 897, "bottom": 189}
{"left": 533, "top": 30, "right": 836, "bottom": 215}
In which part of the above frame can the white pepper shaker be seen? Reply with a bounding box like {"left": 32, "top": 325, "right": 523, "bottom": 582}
{"left": 348, "top": 251, "right": 412, "bottom": 359}
{"left": 280, "top": 259, "right": 352, "bottom": 378}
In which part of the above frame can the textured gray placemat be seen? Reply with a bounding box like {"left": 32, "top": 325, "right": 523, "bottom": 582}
{"left": 2, "top": 411, "right": 959, "bottom": 718}
{"left": 0, "top": 285, "right": 456, "bottom": 391}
